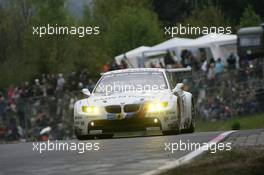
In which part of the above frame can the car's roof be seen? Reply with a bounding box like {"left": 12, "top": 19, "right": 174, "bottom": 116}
{"left": 102, "top": 67, "right": 192, "bottom": 76}
{"left": 103, "top": 68, "right": 166, "bottom": 75}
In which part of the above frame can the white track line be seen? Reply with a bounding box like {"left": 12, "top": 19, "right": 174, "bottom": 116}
{"left": 141, "top": 131, "right": 236, "bottom": 175}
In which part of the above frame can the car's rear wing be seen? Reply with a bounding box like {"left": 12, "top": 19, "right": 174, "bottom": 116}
{"left": 166, "top": 67, "right": 192, "bottom": 73}
{"left": 166, "top": 67, "right": 192, "bottom": 84}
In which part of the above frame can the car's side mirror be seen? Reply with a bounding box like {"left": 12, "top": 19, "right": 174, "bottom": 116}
{"left": 172, "top": 83, "right": 184, "bottom": 95}
{"left": 82, "top": 88, "right": 91, "bottom": 96}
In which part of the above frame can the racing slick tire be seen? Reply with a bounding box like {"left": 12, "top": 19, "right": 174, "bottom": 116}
{"left": 162, "top": 130, "right": 180, "bottom": 135}
{"left": 187, "top": 99, "right": 195, "bottom": 133}
{"left": 162, "top": 100, "right": 181, "bottom": 135}
{"left": 97, "top": 134, "right": 114, "bottom": 139}
{"left": 76, "top": 135, "right": 94, "bottom": 140}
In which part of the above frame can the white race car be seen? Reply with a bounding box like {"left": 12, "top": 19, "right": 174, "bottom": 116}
{"left": 74, "top": 68, "right": 196, "bottom": 139}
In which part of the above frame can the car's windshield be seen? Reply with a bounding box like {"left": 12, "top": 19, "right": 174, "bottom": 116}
{"left": 94, "top": 71, "right": 168, "bottom": 95}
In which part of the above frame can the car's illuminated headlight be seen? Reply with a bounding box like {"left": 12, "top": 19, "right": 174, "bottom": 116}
{"left": 82, "top": 106, "right": 99, "bottom": 114}
{"left": 147, "top": 102, "right": 168, "bottom": 112}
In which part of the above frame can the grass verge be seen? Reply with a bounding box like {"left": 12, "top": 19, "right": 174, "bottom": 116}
{"left": 196, "top": 113, "right": 264, "bottom": 132}
{"left": 161, "top": 146, "right": 264, "bottom": 175}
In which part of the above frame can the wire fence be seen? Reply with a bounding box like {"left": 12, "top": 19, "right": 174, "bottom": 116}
{"left": 0, "top": 64, "right": 264, "bottom": 141}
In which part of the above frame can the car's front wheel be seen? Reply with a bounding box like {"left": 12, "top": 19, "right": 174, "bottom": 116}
{"left": 162, "top": 100, "right": 181, "bottom": 135}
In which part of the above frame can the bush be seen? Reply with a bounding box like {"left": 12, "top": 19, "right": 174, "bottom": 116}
{"left": 231, "top": 121, "right": 241, "bottom": 130}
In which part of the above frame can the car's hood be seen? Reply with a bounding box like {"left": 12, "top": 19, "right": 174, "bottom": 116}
{"left": 85, "top": 90, "right": 171, "bottom": 106}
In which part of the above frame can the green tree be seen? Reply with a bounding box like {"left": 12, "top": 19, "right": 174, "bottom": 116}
{"left": 27, "top": 0, "right": 76, "bottom": 74}
{"left": 0, "top": 0, "right": 164, "bottom": 87}
{"left": 72, "top": 5, "right": 108, "bottom": 75}
{"left": 0, "top": 0, "right": 35, "bottom": 87}
{"left": 181, "top": 4, "right": 231, "bottom": 38}
{"left": 93, "top": 0, "right": 153, "bottom": 30}
{"left": 239, "top": 5, "right": 262, "bottom": 27}
{"left": 104, "top": 6, "right": 163, "bottom": 57}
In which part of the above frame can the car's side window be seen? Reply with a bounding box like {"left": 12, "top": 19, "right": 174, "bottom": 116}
{"left": 166, "top": 72, "right": 177, "bottom": 89}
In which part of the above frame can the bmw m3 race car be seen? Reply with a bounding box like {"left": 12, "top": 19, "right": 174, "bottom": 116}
{"left": 74, "top": 68, "right": 196, "bottom": 139}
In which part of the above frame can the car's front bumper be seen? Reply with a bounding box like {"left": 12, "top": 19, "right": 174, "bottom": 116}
{"left": 74, "top": 106, "right": 178, "bottom": 136}
{"left": 87, "top": 117, "right": 161, "bottom": 134}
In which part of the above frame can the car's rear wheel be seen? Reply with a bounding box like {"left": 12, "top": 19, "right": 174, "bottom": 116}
{"left": 76, "top": 135, "right": 94, "bottom": 140}
{"left": 97, "top": 134, "right": 113, "bottom": 139}
{"left": 162, "top": 130, "right": 180, "bottom": 135}
{"left": 187, "top": 99, "right": 195, "bottom": 133}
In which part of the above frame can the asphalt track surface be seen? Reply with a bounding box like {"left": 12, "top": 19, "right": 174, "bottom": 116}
{"left": 0, "top": 131, "right": 225, "bottom": 175}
